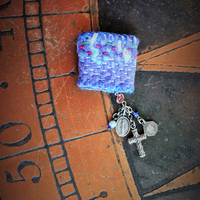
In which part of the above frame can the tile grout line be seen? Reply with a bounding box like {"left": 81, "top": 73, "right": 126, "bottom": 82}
{"left": 0, "top": 129, "right": 110, "bottom": 160}
{"left": 0, "top": 11, "right": 90, "bottom": 19}
{"left": 143, "top": 165, "right": 200, "bottom": 198}
{"left": 22, "top": 0, "right": 81, "bottom": 199}
{"left": 138, "top": 37, "right": 200, "bottom": 64}
{"left": 137, "top": 64, "right": 200, "bottom": 69}
{"left": 138, "top": 31, "right": 200, "bottom": 58}
{"left": 88, "top": 0, "right": 93, "bottom": 32}
{"left": 143, "top": 182, "right": 200, "bottom": 200}
{"left": 0, "top": 146, "right": 45, "bottom": 161}
{"left": 141, "top": 162, "right": 200, "bottom": 197}
{"left": 100, "top": 91, "right": 134, "bottom": 200}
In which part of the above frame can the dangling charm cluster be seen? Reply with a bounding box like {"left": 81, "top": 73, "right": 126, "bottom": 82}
{"left": 108, "top": 94, "right": 158, "bottom": 158}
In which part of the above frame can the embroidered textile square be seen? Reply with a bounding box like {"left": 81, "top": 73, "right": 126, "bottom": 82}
{"left": 77, "top": 32, "right": 139, "bottom": 93}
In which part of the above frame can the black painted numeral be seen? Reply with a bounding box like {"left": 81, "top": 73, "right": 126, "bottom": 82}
{"left": 0, "top": 28, "right": 15, "bottom": 51}
{"left": 0, "top": 0, "right": 11, "bottom": 11}
{"left": 4, "top": 160, "right": 41, "bottom": 183}
{"left": 0, "top": 122, "right": 32, "bottom": 147}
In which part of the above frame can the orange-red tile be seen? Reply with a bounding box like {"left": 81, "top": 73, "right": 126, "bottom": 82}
{"left": 110, "top": 129, "right": 141, "bottom": 200}
{"left": 26, "top": 17, "right": 40, "bottom": 28}
{"left": 29, "top": 41, "right": 43, "bottom": 53}
{"left": 53, "top": 157, "right": 68, "bottom": 172}
{"left": 144, "top": 165, "right": 200, "bottom": 197}
{"left": 147, "top": 41, "right": 200, "bottom": 67}
{"left": 25, "top": 2, "right": 39, "bottom": 15}
{"left": 44, "top": 129, "right": 60, "bottom": 144}
{"left": 89, "top": 0, "right": 100, "bottom": 31}
{"left": 41, "top": 0, "right": 89, "bottom": 13}
{"left": 137, "top": 32, "right": 200, "bottom": 72}
{"left": 43, "top": 13, "right": 91, "bottom": 77}
{"left": 35, "top": 80, "right": 48, "bottom": 93}
{"left": 36, "top": 92, "right": 50, "bottom": 104}
{"left": 65, "top": 132, "right": 134, "bottom": 200}
{"left": 0, "top": 150, "right": 60, "bottom": 200}
{"left": 27, "top": 28, "right": 42, "bottom": 41}
{"left": 50, "top": 76, "right": 108, "bottom": 140}
{"left": 0, "top": 18, "right": 44, "bottom": 157}
{"left": 0, "top": 0, "right": 22, "bottom": 17}
{"left": 49, "top": 145, "right": 63, "bottom": 157}
{"left": 0, "top": 1, "right": 143, "bottom": 200}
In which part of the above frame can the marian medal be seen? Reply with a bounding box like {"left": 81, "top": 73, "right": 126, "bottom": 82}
{"left": 108, "top": 94, "right": 158, "bottom": 158}
{"left": 116, "top": 116, "right": 131, "bottom": 137}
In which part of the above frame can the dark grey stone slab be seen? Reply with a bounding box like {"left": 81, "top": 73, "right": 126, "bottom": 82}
{"left": 143, "top": 183, "right": 200, "bottom": 200}
{"left": 98, "top": 0, "right": 200, "bottom": 54}
{"left": 111, "top": 71, "right": 200, "bottom": 195}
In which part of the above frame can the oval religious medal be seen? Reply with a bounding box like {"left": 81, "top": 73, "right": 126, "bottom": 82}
{"left": 143, "top": 121, "right": 158, "bottom": 136}
{"left": 116, "top": 116, "right": 130, "bottom": 137}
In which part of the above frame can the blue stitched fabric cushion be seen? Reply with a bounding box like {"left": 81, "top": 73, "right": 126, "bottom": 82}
{"left": 77, "top": 32, "right": 139, "bottom": 94}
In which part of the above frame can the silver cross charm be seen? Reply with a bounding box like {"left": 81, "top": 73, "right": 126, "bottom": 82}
{"left": 108, "top": 93, "right": 158, "bottom": 158}
{"left": 128, "top": 128, "right": 147, "bottom": 158}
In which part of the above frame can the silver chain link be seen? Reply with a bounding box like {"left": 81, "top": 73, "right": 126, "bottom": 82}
{"left": 112, "top": 99, "right": 137, "bottom": 130}
{"left": 137, "top": 116, "right": 146, "bottom": 125}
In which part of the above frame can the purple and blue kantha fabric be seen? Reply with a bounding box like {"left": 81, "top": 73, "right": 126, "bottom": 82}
{"left": 77, "top": 32, "right": 139, "bottom": 94}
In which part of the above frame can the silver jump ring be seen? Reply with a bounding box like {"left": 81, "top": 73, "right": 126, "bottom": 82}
{"left": 113, "top": 113, "right": 119, "bottom": 120}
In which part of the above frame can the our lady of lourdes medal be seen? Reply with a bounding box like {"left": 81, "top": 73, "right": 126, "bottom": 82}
{"left": 108, "top": 94, "right": 158, "bottom": 158}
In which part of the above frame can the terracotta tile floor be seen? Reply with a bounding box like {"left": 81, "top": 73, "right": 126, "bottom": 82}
{"left": 0, "top": 1, "right": 199, "bottom": 200}
{"left": 137, "top": 32, "right": 200, "bottom": 73}
{"left": 0, "top": 1, "right": 139, "bottom": 200}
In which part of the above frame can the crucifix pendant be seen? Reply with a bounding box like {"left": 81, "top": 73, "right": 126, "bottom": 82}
{"left": 108, "top": 93, "right": 158, "bottom": 158}
{"left": 128, "top": 128, "right": 147, "bottom": 158}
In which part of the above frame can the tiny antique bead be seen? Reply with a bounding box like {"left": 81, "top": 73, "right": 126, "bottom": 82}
{"left": 108, "top": 120, "right": 116, "bottom": 128}
{"left": 116, "top": 94, "right": 124, "bottom": 104}
{"left": 133, "top": 112, "right": 139, "bottom": 118}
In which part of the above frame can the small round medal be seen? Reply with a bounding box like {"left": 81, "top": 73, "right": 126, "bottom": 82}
{"left": 116, "top": 116, "right": 130, "bottom": 137}
{"left": 143, "top": 121, "right": 158, "bottom": 136}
